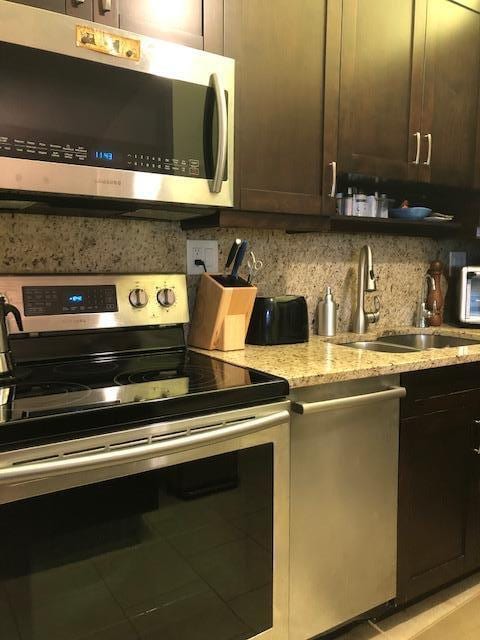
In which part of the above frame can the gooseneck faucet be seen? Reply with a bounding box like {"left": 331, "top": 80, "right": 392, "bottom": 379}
{"left": 352, "top": 245, "right": 380, "bottom": 333}
{"left": 0, "top": 296, "right": 23, "bottom": 380}
{"left": 414, "top": 274, "right": 437, "bottom": 328}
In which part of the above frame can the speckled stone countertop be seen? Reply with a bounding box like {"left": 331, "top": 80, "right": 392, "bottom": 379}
{"left": 192, "top": 325, "right": 480, "bottom": 388}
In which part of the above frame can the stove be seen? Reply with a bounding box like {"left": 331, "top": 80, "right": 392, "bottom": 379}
{"left": 0, "top": 274, "right": 288, "bottom": 450}
{"left": 0, "top": 274, "right": 290, "bottom": 640}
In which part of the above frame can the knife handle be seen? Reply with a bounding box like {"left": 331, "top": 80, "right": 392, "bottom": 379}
{"left": 225, "top": 239, "right": 241, "bottom": 272}
{"left": 231, "top": 241, "right": 248, "bottom": 279}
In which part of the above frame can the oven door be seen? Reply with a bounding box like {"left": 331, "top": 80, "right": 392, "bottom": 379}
{"left": 0, "top": 403, "right": 289, "bottom": 640}
{"left": 0, "top": 1, "right": 234, "bottom": 209}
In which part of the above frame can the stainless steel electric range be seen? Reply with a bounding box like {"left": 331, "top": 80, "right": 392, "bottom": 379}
{"left": 0, "top": 274, "right": 290, "bottom": 640}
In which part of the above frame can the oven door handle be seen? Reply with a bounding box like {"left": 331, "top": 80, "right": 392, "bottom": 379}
{"left": 209, "top": 72, "right": 228, "bottom": 193}
{"left": 0, "top": 410, "right": 289, "bottom": 484}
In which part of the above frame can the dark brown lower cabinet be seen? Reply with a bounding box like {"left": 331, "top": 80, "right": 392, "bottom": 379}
{"left": 397, "top": 366, "right": 480, "bottom": 605}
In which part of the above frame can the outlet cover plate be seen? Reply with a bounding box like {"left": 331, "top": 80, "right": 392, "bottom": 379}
{"left": 187, "top": 239, "right": 219, "bottom": 275}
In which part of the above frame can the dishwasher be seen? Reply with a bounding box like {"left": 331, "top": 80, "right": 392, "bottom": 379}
{"left": 289, "top": 375, "right": 405, "bottom": 640}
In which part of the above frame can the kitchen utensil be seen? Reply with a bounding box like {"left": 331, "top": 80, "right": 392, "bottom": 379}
{"left": 389, "top": 207, "right": 432, "bottom": 220}
{"left": 247, "top": 251, "right": 264, "bottom": 284}
{"left": 231, "top": 240, "right": 248, "bottom": 279}
{"left": 427, "top": 259, "right": 444, "bottom": 326}
{"left": 224, "top": 238, "right": 241, "bottom": 274}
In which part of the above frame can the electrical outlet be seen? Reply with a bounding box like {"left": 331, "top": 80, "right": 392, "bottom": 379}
{"left": 187, "top": 240, "right": 219, "bottom": 275}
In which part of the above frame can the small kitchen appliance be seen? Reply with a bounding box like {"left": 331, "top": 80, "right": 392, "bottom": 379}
{"left": 0, "top": 273, "right": 289, "bottom": 640}
{"left": 0, "top": 1, "right": 234, "bottom": 217}
{"left": 246, "top": 295, "right": 309, "bottom": 345}
{"left": 457, "top": 265, "right": 480, "bottom": 324}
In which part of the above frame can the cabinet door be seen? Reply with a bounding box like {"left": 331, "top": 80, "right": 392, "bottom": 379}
{"left": 66, "top": 0, "right": 93, "bottom": 20}
{"left": 419, "top": 0, "right": 480, "bottom": 188}
{"left": 397, "top": 408, "right": 478, "bottom": 604}
{"left": 118, "top": 0, "right": 223, "bottom": 52}
{"left": 93, "top": 0, "right": 118, "bottom": 27}
{"left": 8, "top": 0, "right": 66, "bottom": 12}
{"left": 338, "top": 0, "right": 425, "bottom": 181}
{"left": 226, "top": 0, "right": 337, "bottom": 215}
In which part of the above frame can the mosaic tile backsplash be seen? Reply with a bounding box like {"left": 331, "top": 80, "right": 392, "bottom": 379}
{"left": 0, "top": 212, "right": 471, "bottom": 332}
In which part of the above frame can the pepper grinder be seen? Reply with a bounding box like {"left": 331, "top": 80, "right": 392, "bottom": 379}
{"left": 426, "top": 259, "right": 444, "bottom": 327}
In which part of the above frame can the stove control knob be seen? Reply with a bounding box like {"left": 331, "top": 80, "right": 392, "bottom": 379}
{"left": 129, "top": 288, "right": 148, "bottom": 308}
{"left": 157, "top": 288, "right": 176, "bottom": 308}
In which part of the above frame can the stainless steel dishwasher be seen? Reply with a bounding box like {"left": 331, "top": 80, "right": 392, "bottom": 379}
{"left": 289, "top": 375, "right": 405, "bottom": 640}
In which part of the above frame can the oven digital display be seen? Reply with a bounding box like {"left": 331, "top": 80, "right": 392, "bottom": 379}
{"left": 23, "top": 285, "right": 118, "bottom": 316}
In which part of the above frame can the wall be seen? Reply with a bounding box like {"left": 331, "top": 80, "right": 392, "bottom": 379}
{"left": 0, "top": 212, "right": 470, "bottom": 333}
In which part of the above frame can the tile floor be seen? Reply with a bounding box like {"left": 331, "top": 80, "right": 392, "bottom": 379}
{"left": 336, "top": 571, "right": 480, "bottom": 640}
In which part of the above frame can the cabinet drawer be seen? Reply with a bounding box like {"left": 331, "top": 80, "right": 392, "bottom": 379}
{"left": 401, "top": 364, "right": 480, "bottom": 417}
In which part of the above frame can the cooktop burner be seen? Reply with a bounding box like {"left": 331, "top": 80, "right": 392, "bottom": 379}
{"left": 0, "top": 349, "right": 289, "bottom": 450}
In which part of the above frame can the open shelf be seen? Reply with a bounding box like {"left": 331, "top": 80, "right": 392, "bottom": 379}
{"left": 329, "top": 215, "right": 462, "bottom": 237}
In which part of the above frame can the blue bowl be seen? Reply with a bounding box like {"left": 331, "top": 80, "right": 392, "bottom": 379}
{"left": 389, "top": 207, "right": 432, "bottom": 220}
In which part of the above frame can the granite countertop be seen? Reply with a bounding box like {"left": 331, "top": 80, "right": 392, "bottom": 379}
{"left": 192, "top": 325, "right": 480, "bottom": 388}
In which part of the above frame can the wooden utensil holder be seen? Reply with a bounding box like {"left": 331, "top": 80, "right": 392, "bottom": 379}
{"left": 189, "top": 274, "right": 257, "bottom": 351}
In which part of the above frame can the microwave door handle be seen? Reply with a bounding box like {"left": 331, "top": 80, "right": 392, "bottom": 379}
{"left": 210, "top": 73, "right": 228, "bottom": 193}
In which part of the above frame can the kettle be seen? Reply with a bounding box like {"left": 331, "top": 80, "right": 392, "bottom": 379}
{"left": 0, "top": 296, "right": 23, "bottom": 380}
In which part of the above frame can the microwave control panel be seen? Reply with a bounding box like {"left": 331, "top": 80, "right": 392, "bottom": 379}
{"left": 0, "top": 134, "right": 204, "bottom": 178}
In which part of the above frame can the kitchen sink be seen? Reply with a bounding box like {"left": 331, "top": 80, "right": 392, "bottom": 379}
{"left": 342, "top": 333, "right": 480, "bottom": 353}
{"left": 379, "top": 333, "right": 480, "bottom": 350}
{"left": 342, "top": 341, "right": 419, "bottom": 353}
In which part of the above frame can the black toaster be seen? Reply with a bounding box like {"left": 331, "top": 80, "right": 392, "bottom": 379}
{"left": 246, "top": 295, "right": 309, "bottom": 345}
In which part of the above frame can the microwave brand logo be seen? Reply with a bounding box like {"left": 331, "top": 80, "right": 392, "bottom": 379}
{"left": 95, "top": 179, "right": 121, "bottom": 186}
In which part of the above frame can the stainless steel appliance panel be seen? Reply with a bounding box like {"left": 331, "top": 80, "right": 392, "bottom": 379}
{"left": 289, "top": 376, "right": 403, "bottom": 639}
{"left": 0, "top": 273, "right": 189, "bottom": 333}
{"left": 0, "top": 0, "right": 234, "bottom": 209}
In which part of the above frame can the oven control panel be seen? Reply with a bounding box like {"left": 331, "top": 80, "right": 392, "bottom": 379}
{"left": 0, "top": 274, "right": 189, "bottom": 333}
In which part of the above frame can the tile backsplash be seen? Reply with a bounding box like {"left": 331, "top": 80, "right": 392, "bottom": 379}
{"left": 0, "top": 212, "right": 470, "bottom": 332}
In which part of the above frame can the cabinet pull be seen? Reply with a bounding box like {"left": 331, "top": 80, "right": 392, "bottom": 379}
{"left": 423, "top": 133, "right": 432, "bottom": 166}
{"left": 329, "top": 161, "right": 337, "bottom": 198}
{"left": 473, "top": 447, "right": 480, "bottom": 455}
{"left": 412, "top": 132, "right": 421, "bottom": 164}
{"left": 73, "top": 0, "right": 85, "bottom": 4}
{"left": 209, "top": 73, "right": 228, "bottom": 194}
{"left": 100, "top": 0, "right": 112, "bottom": 12}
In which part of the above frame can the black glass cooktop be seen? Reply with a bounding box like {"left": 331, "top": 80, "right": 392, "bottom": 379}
{"left": 0, "top": 350, "right": 288, "bottom": 450}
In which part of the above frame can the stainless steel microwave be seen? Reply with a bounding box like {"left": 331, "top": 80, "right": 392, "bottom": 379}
{"left": 458, "top": 266, "right": 480, "bottom": 324}
{"left": 0, "top": 1, "right": 234, "bottom": 217}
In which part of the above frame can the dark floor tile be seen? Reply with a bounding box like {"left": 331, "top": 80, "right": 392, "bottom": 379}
{"left": 81, "top": 620, "right": 139, "bottom": 640}
{"left": 188, "top": 537, "right": 272, "bottom": 601}
{"left": 229, "top": 583, "right": 273, "bottom": 633}
{"left": 94, "top": 537, "right": 198, "bottom": 609}
{"left": 167, "top": 517, "right": 245, "bottom": 558}
{"left": 133, "top": 587, "right": 250, "bottom": 640}
{"left": 0, "top": 596, "right": 20, "bottom": 640}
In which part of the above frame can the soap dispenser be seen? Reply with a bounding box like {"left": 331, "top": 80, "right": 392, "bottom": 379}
{"left": 317, "top": 287, "right": 338, "bottom": 336}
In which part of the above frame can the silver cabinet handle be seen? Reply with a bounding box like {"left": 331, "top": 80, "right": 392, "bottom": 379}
{"left": 291, "top": 386, "right": 406, "bottom": 415}
{"left": 329, "top": 161, "right": 337, "bottom": 198}
{"left": 423, "top": 133, "right": 432, "bottom": 166}
{"left": 210, "top": 72, "right": 228, "bottom": 193}
{"left": 100, "top": 0, "right": 112, "bottom": 12}
{"left": 0, "top": 410, "right": 289, "bottom": 484}
{"left": 474, "top": 447, "right": 480, "bottom": 455}
{"left": 73, "top": 0, "right": 85, "bottom": 4}
{"left": 413, "top": 132, "right": 421, "bottom": 164}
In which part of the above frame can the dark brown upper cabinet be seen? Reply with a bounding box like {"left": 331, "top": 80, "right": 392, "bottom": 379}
{"left": 338, "top": 0, "right": 480, "bottom": 189}
{"left": 419, "top": 0, "right": 480, "bottom": 188}
{"left": 118, "top": 0, "right": 224, "bottom": 54}
{"left": 225, "top": 0, "right": 341, "bottom": 215}
{"left": 338, "top": 0, "right": 424, "bottom": 182}
{"left": 7, "top": 0, "right": 66, "bottom": 12}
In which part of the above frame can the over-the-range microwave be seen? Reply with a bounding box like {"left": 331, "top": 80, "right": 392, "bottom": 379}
{"left": 0, "top": 0, "right": 234, "bottom": 220}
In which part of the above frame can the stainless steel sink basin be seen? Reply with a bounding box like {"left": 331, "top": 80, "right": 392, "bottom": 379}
{"left": 379, "top": 333, "right": 480, "bottom": 350}
{"left": 342, "top": 341, "right": 419, "bottom": 353}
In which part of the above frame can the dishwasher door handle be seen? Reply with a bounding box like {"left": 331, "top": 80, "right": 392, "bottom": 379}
{"left": 291, "top": 385, "right": 406, "bottom": 415}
